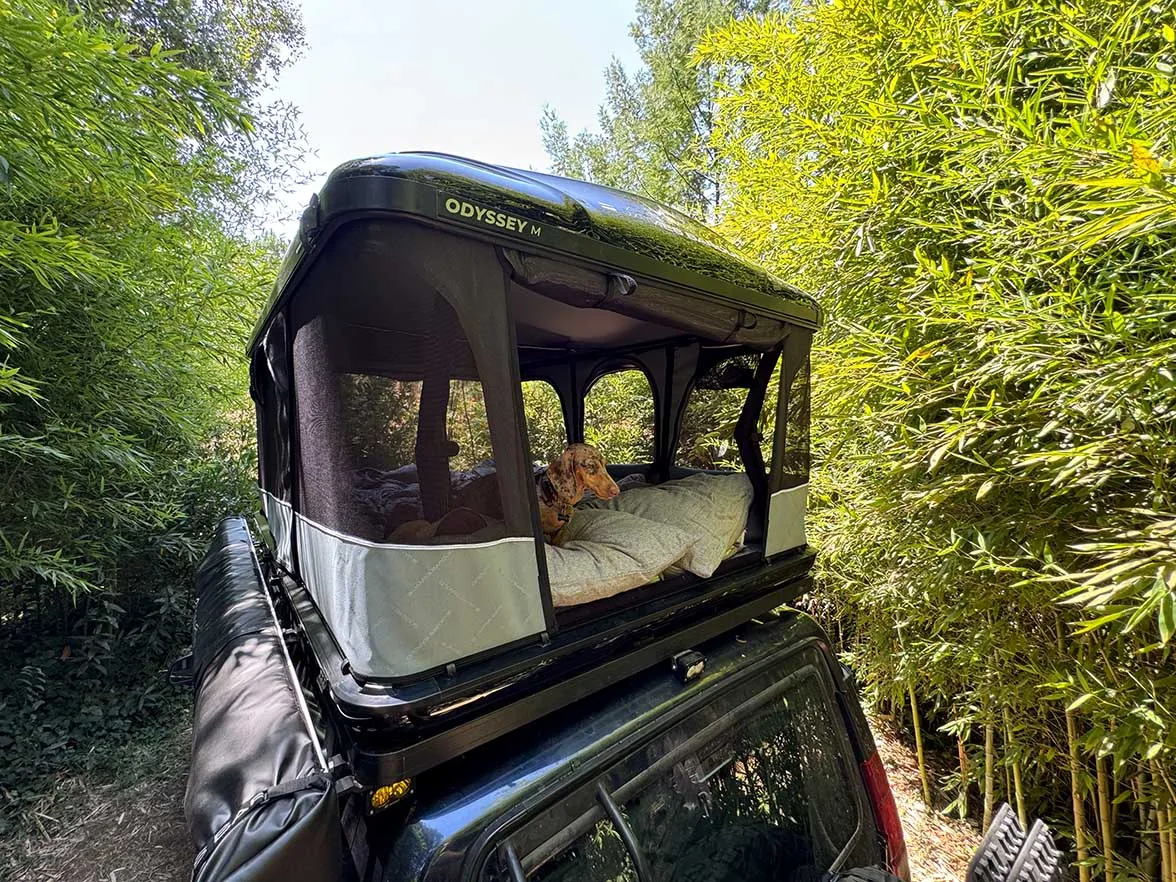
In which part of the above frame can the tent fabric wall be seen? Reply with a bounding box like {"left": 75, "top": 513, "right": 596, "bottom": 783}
{"left": 294, "top": 514, "right": 546, "bottom": 680}
{"left": 260, "top": 490, "right": 293, "bottom": 570}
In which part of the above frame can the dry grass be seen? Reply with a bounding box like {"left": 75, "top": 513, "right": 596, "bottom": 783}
{"left": 0, "top": 720, "right": 194, "bottom": 882}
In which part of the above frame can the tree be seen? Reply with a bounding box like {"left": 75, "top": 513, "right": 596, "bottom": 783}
{"left": 70, "top": 0, "right": 309, "bottom": 231}
{"left": 0, "top": 0, "right": 304, "bottom": 828}
{"left": 0, "top": 0, "right": 275, "bottom": 602}
{"left": 540, "top": 0, "right": 783, "bottom": 222}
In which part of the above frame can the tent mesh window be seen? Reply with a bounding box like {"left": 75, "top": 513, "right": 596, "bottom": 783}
{"left": 677, "top": 353, "right": 760, "bottom": 471}
{"left": 781, "top": 355, "right": 811, "bottom": 485}
{"left": 252, "top": 315, "right": 292, "bottom": 501}
{"left": 584, "top": 368, "right": 656, "bottom": 465}
{"left": 293, "top": 284, "right": 511, "bottom": 545}
{"left": 522, "top": 379, "right": 567, "bottom": 467}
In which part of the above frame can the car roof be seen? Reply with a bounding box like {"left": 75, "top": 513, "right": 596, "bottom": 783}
{"left": 374, "top": 610, "right": 834, "bottom": 882}
{"left": 250, "top": 152, "right": 819, "bottom": 351}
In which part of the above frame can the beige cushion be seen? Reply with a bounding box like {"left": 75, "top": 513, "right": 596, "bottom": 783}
{"left": 546, "top": 509, "right": 696, "bottom": 607}
{"left": 580, "top": 472, "right": 753, "bottom": 578}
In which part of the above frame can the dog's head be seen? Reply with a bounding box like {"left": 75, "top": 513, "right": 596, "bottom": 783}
{"left": 547, "top": 443, "right": 620, "bottom": 504}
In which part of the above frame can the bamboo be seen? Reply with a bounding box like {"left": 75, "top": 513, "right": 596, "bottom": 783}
{"left": 1108, "top": 720, "right": 1118, "bottom": 852}
{"left": 1157, "top": 801, "right": 1171, "bottom": 882}
{"left": 984, "top": 722, "right": 996, "bottom": 830}
{"left": 1066, "top": 707, "right": 1091, "bottom": 882}
{"left": 1056, "top": 617, "right": 1091, "bottom": 882}
{"left": 1137, "top": 773, "right": 1158, "bottom": 882}
{"left": 1096, "top": 754, "right": 1113, "bottom": 882}
{"left": 1156, "top": 759, "right": 1173, "bottom": 882}
{"left": 1004, "top": 762, "right": 1012, "bottom": 814}
{"left": 1003, "top": 706, "right": 1028, "bottom": 827}
{"left": 1135, "top": 773, "right": 1157, "bottom": 880}
{"left": 908, "top": 682, "right": 932, "bottom": 806}
{"left": 958, "top": 734, "right": 970, "bottom": 819}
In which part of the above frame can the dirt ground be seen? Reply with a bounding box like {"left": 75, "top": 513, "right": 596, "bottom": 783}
{"left": 870, "top": 715, "right": 984, "bottom": 882}
{"left": 0, "top": 722, "right": 195, "bottom": 882}
{"left": 0, "top": 714, "right": 981, "bottom": 882}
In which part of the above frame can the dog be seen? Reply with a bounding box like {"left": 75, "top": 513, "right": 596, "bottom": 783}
{"left": 537, "top": 443, "right": 620, "bottom": 541}
{"left": 386, "top": 443, "right": 619, "bottom": 543}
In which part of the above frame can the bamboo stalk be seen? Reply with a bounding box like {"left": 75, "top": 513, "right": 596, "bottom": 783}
{"left": 1001, "top": 710, "right": 1030, "bottom": 832}
{"left": 908, "top": 682, "right": 932, "bottom": 807}
{"left": 1056, "top": 617, "right": 1091, "bottom": 882}
{"left": 984, "top": 722, "right": 996, "bottom": 830}
{"left": 1135, "top": 773, "right": 1157, "bottom": 880}
{"left": 1004, "top": 706, "right": 1027, "bottom": 828}
{"left": 1096, "top": 754, "right": 1113, "bottom": 882}
{"left": 1108, "top": 720, "right": 1118, "bottom": 854}
{"left": 1157, "top": 800, "right": 1171, "bottom": 882}
{"left": 1066, "top": 707, "right": 1091, "bottom": 882}
{"left": 1156, "top": 759, "right": 1173, "bottom": 882}
{"left": 958, "top": 734, "right": 970, "bottom": 820}
{"left": 1004, "top": 761, "right": 1012, "bottom": 814}
{"left": 1137, "top": 773, "right": 1158, "bottom": 882}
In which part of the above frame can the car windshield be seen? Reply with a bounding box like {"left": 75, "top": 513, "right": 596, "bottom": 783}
{"left": 500, "top": 664, "right": 864, "bottom": 882}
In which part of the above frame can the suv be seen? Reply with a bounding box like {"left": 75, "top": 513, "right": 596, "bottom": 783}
{"left": 177, "top": 154, "right": 1057, "bottom": 882}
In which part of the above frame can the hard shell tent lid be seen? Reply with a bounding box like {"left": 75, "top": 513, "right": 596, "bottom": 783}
{"left": 249, "top": 151, "right": 820, "bottom": 352}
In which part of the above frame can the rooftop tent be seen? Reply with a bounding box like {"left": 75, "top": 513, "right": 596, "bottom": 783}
{"left": 249, "top": 152, "right": 820, "bottom": 684}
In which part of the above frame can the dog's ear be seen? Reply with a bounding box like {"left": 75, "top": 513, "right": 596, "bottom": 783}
{"left": 547, "top": 447, "right": 580, "bottom": 500}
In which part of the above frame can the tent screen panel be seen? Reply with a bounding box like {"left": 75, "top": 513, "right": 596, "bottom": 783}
{"left": 292, "top": 284, "right": 511, "bottom": 545}
{"left": 782, "top": 355, "right": 811, "bottom": 485}
{"left": 677, "top": 353, "right": 761, "bottom": 471}
{"left": 522, "top": 379, "right": 568, "bottom": 467}
{"left": 584, "top": 369, "right": 655, "bottom": 465}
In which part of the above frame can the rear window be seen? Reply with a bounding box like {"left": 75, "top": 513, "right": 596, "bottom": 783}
{"left": 486, "top": 662, "right": 867, "bottom": 882}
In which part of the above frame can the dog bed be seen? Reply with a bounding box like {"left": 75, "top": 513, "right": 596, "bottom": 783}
{"left": 547, "top": 472, "right": 754, "bottom": 607}
{"left": 545, "top": 509, "right": 696, "bottom": 607}
{"left": 578, "top": 472, "right": 754, "bottom": 578}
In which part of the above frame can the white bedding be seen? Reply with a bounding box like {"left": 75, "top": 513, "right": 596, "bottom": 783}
{"left": 547, "top": 472, "right": 754, "bottom": 607}
{"left": 545, "top": 509, "right": 696, "bottom": 607}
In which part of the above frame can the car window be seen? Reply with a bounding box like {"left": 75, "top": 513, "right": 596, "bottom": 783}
{"left": 489, "top": 664, "right": 862, "bottom": 882}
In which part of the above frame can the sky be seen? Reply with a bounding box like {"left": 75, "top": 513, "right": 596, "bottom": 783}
{"left": 263, "top": 0, "right": 642, "bottom": 231}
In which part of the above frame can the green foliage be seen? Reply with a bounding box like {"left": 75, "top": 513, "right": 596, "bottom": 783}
{"left": 68, "top": 0, "right": 310, "bottom": 230}
{"left": 523, "top": 380, "right": 568, "bottom": 465}
{"left": 701, "top": 0, "right": 1176, "bottom": 867}
{"left": 0, "top": 0, "right": 298, "bottom": 831}
{"left": 541, "top": 0, "right": 784, "bottom": 221}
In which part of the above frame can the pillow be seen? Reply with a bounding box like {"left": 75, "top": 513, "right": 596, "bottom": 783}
{"left": 579, "top": 473, "right": 753, "bottom": 578}
{"left": 546, "top": 508, "right": 696, "bottom": 607}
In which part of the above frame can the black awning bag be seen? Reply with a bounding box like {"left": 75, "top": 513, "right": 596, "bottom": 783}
{"left": 185, "top": 517, "right": 343, "bottom": 882}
